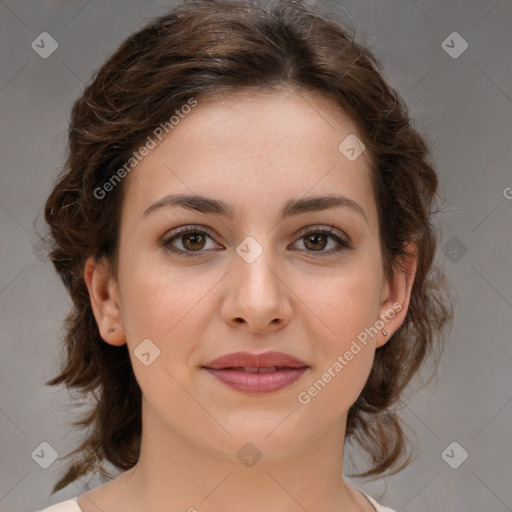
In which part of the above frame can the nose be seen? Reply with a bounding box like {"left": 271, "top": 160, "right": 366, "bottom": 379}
{"left": 221, "top": 248, "right": 292, "bottom": 334}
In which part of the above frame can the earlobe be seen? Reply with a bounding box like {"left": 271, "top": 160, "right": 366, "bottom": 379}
{"left": 84, "top": 256, "right": 126, "bottom": 346}
{"left": 376, "top": 242, "right": 418, "bottom": 348}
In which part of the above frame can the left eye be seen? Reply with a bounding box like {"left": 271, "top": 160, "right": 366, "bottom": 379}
{"left": 294, "top": 228, "right": 351, "bottom": 254}
{"left": 162, "top": 226, "right": 351, "bottom": 257}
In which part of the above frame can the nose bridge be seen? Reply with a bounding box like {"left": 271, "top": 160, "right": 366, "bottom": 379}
{"left": 234, "top": 234, "right": 282, "bottom": 299}
{"left": 222, "top": 234, "right": 292, "bottom": 331}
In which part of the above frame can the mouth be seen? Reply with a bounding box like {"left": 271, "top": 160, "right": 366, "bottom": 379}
{"left": 202, "top": 367, "right": 309, "bottom": 394}
{"left": 214, "top": 366, "right": 301, "bottom": 373}
{"left": 201, "top": 351, "right": 309, "bottom": 394}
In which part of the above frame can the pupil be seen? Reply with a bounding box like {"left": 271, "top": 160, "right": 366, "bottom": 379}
{"left": 306, "top": 233, "right": 326, "bottom": 251}
{"left": 184, "top": 233, "right": 204, "bottom": 250}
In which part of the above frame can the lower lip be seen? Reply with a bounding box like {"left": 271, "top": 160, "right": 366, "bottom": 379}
{"left": 203, "top": 367, "right": 308, "bottom": 394}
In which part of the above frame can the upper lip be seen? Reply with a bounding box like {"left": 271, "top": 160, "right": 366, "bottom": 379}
{"left": 202, "top": 351, "right": 309, "bottom": 370}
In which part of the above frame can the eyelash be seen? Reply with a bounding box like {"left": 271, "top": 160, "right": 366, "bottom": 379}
{"left": 161, "top": 224, "right": 352, "bottom": 258}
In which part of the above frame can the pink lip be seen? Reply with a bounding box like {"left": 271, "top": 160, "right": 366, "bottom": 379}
{"left": 202, "top": 351, "right": 309, "bottom": 394}
{"left": 203, "top": 367, "right": 308, "bottom": 394}
{"left": 203, "top": 350, "right": 308, "bottom": 370}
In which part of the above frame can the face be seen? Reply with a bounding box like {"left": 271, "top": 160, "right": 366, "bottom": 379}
{"left": 86, "top": 90, "right": 415, "bottom": 461}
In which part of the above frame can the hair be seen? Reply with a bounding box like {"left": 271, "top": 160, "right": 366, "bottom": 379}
{"left": 43, "top": 0, "right": 454, "bottom": 495}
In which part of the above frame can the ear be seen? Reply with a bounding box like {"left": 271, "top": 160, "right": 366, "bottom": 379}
{"left": 376, "top": 242, "right": 418, "bottom": 348}
{"left": 84, "top": 255, "right": 126, "bottom": 346}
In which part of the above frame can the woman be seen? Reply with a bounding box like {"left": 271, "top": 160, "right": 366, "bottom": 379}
{"left": 38, "top": 0, "right": 453, "bottom": 510}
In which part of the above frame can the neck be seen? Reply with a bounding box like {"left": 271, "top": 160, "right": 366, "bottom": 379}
{"left": 107, "top": 399, "right": 370, "bottom": 512}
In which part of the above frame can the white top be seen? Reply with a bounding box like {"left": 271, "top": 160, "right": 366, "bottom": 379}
{"left": 37, "top": 489, "right": 397, "bottom": 512}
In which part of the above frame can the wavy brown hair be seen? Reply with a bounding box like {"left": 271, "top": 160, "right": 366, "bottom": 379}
{"left": 43, "top": 0, "right": 453, "bottom": 495}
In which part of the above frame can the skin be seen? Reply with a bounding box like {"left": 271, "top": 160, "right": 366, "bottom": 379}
{"left": 82, "top": 89, "right": 417, "bottom": 512}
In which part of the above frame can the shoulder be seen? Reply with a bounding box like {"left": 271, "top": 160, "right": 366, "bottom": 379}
{"left": 37, "top": 497, "right": 82, "bottom": 512}
{"left": 359, "top": 489, "right": 397, "bottom": 512}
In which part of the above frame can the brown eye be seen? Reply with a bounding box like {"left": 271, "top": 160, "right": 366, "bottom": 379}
{"left": 293, "top": 227, "right": 352, "bottom": 256}
{"left": 162, "top": 225, "right": 351, "bottom": 259}
{"left": 162, "top": 226, "right": 221, "bottom": 257}
{"left": 303, "top": 233, "right": 328, "bottom": 251}
{"left": 181, "top": 232, "right": 207, "bottom": 251}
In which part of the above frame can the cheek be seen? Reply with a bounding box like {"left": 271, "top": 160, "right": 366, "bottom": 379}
{"left": 119, "top": 251, "right": 198, "bottom": 331}
{"left": 118, "top": 255, "right": 218, "bottom": 370}
{"left": 295, "top": 262, "right": 382, "bottom": 410}
{"left": 297, "top": 346, "right": 374, "bottom": 421}
{"left": 295, "top": 271, "right": 379, "bottom": 412}
{"left": 116, "top": 263, "right": 206, "bottom": 408}
{"left": 306, "top": 263, "right": 383, "bottom": 343}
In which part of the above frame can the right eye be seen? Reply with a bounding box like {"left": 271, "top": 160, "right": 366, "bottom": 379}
{"left": 161, "top": 225, "right": 223, "bottom": 257}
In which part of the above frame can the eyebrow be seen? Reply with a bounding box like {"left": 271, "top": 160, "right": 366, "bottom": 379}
{"left": 142, "top": 193, "right": 368, "bottom": 224}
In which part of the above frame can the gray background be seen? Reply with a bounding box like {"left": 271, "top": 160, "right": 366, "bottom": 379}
{"left": 1, "top": 0, "right": 511, "bottom": 511}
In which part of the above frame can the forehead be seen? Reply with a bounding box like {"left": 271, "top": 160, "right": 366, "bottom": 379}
{"left": 121, "top": 90, "right": 376, "bottom": 224}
